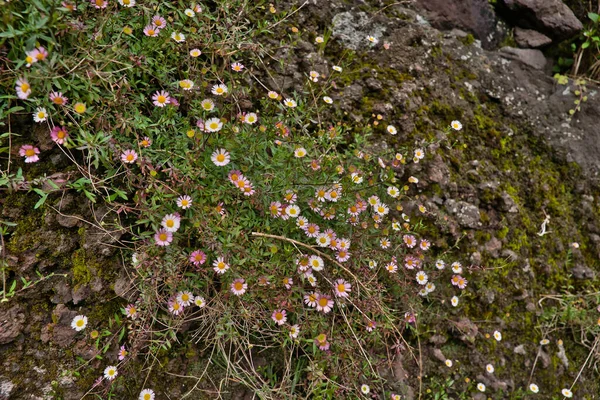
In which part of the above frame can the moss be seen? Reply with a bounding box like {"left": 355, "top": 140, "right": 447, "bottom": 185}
{"left": 459, "top": 34, "right": 476, "bottom": 46}
{"left": 71, "top": 248, "right": 92, "bottom": 286}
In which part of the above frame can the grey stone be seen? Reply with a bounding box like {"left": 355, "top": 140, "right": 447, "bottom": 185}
{"left": 571, "top": 263, "right": 596, "bottom": 280}
{"left": 332, "top": 11, "right": 385, "bottom": 51}
{"left": 514, "top": 344, "right": 527, "bottom": 355}
{"left": 445, "top": 199, "right": 481, "bottom": 228}
{"left": 0, "top": 305, "right": 25, "bottom": 345}
{"left": 514, "top": 28, "right": 552, "bottom": 48}
{"left": 500, "top": 47, "right": 547, "bottom": 70}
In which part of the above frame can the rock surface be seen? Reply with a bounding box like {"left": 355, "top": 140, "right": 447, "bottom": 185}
{"left": 514, "top": 27, "right": 553, "bottom": 48}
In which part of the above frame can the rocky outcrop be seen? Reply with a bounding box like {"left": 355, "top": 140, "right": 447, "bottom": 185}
{"left": 514, "top": 27, "right": 552, "bottom": 48}
{"left": 500, "top": 0, "right": 583, "bottom": 41}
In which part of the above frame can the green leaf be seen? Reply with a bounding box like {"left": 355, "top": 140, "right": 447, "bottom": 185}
{"left": 588, "top": 12, "right": 599, "bottom": 23}
{"left": 582, "top": 41, "right": 590, "bottom": 49}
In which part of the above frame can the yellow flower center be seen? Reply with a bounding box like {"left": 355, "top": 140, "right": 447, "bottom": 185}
{"left": 173, "top": 303, "right": 180, "bottom": 310}
{"left": 216, "top": 154, "right": 225, "bottom": 162}
{"left": 157, "top": 95, "right": 166, "bottom": 103}
{"left": 76, "top": 320, "right": 84, "bottom": 327}
{"left": 36, "top": 53, "right": 44, "bottom": 60}
{"left": 37, "top": 112, "right": 45, "bottom": 119}
{"left": 216, "top": 88, "right": 223, "bottom": 94}
{"left": 57, "top": 130, "right": 66, "bottom": 139}
{"left": 166, "top": 220, "right": 174, "bottom": 228}
{"left": 148, "top": 29, "right": 155, "bottom": 35}
{"left": 26, "top": 56, "right": 34, "bottom": 63}
{"left": 144, "top": 395, "right": 151, "bottom": 400}
{"left": 181, "top": 200, "right": 189, "bottom": 206}
{"left": 237, "top": 180, "right": 245, "bottom": 188}
{"left": 21, "top": 83, "right": 30, "bottom": 91}
{"left": 126, "top": 154, "right": 134, "bottom": 161}
{"left": 159, "top": 233, "right": 167, "bottom": 241}
{"left": 318, "top": 297, "right": 328, "bottom": 307}
{"left": 181, "top": 294, "right": 189, "bottom": 301}
{"left": 25, "top": 149, "right": 35, "bottom": 157}
{"left": 128, "top": 308, "right": 136, "bottom": 315}
{"left": 155, "top": 20, "right": 163, "bottom": 27}
{"left": 275, "top": 313, "right": 283, "bottom": 320}
{"left": 74, "top": 103, "right": 86, "bottom": 113}
{"left": 123, "top": 0, "right": 130, "bottom": 3}
{"left": 218, "top": 262, "right": 225, "bottom": 269}
{"left": 337, "top": 284, "right": 345, "bottom": 293}
{"left": 234, "top": 282, "right": 243, "bottom": 291}
{"left": 210, "top": 122, "right": 219, "bottom": 130}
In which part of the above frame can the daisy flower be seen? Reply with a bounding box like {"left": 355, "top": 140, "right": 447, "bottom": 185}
{"left": 71, "top": 315, "right": 88, "bottom": 331}
{"left": 435, "top": 260, "right": 446, "bottom": 270}
{"left": 387, "top": 125, "right": 397, "bottom": 135}
{"left": 477, "top": 383, "right": 485, "bottom": 392}
{"left": 211, "top": 84, "right": 228, "bottom": 96}
{"left": 179, "top": 79, "right": 194, "bottom": 90}
{"left": 151, "top": 15, "right": 167, "bottom": 29}
{"left": 177, "top": 195, "right": 192, "bottom": 209}
{"left": 293, "top": 147, "right": 307, "bottom": 158}
{"left": 152, "top": 90, "right": 170, "bottom": 107}
{"left": 118, "top": 0, "right": 135, "bottom": 6}
{"left": 529, "top": 384, "right": 539, "bottom": 393}
{"left": 540, "top": 339, "right": 549, "bottom": 345}
{"left": 561, "top": 389, "right": 573, "bottom": 398}
{"left": 49, "top": 91, "right": 68, "bottom": 106}
{"left": 154, "top": 228, "right": 173, "bottom": 246}
{"left": 19, "top": 145, "right": 40, "bottom": 163}
{"left": 416, "top": 271, "right": 428, "bottom": 285}
{"left": 315, "top": 233, "right": 331, "bottom": 247}
{"left": 493, "top": 330, "right": 502, "bottom": 341}
{"left": 333, "top": 279, "right": 351, "bottom": 298}
{"left": 91, "top": 0, "right": 108, "bottom": 9}
{"left": 139, "top": 389, "right": 155, "bottom": 400}
{"left": 168, "top": 299, "right": 184, "bottom": 315}
{"left": 426, "top": 282, "right": 436, "bottom": 293}
{"left": 374, "top": 202, "right": 389, "bottom": 216}
{"left": 323, "top": 96, "right": 333, "bottom": 104}
{"left": 315, "top": 36, "right": 324, "bottom": 43}
{"left": 184, "top": 8, "right": 195, "bottom": 17}
{"left": 308, "top": 255, "right": 324, "bottom": 271}
{"left": 177, "top": 291, "right": 194, "bottom": 307}
{"left": 190, "top": 48, "right": 201, "bottom": 57}
{"left": 451, "top": 262, "right": 463, "bottom": 274}
{"left": 15, "top": 78, "right": 31, "bottom": 99}
{"left": 457, "top": 276, "right": 468, "bottom": 289}
{"left": 351, "top": 172, "right": 363, "bottom": 184}
{"left": 385, "top": 261, "right": 398, "bottom": 273}
{"left": 161, "top": 213, "right": 181, "bottom": 232}
{"left": 231, "top": 62, "right": 245, "bottom": 72}
{"left": 118, "top": 345, "right": 128, "bottom": 360}
{"left": 201, "top": 99, "right": 215, "bottom": 112}
{"left": 315, "top": 333, "right": 329, "bottom": 350}
{"left": 408, "top": 176, "right": 419, "bottom": 183}
{"left": 486, "top": 364, "right": 494, "bottom": 373}
{"left": 271, "top": 309, "right": 287, "bottom": 325}
{"left": 332, "top": 65, "right": 342, "bottom": 72}
{"left": 289, "top": 324, "right": 300, "bottom": 339}
{"left": 380, "top": 237, "right": 391, "bottom": 249}
{"left": 121, "top": 149, "right": 138, "bottom": 164}
{"left": 445, "top": 360, "right": 453, "bottom": 367}
{"left": 361, "top": 384, "right": 370, "bottom": 395}
{"left": 143, "top": 25, "right": 159, "bottom": 37}
{"left": 387, "top": 186, "right": 400, "bottom": 198}
{"left": 316, "top": 293, "right": 334, "bottom": 313}
{"left": 211, "top": 148, "right": 230, "bottom": 166}
{"left": 366, "top": 320, "right": 377, "bottom": 332}
{"left": 283, "top": 98, "right": 297, "bottom": 108}
{"left": 451, "top": 120, "right": 462, "bottom": 131}
{"left": 414, "top": 148, "right": 425, "bottom": 160}
{"left": 451, "top": 296, "right": 459, "bottom": 307}
{"left": 124, "top": 304, "right": 138, "bottom": 319}
{"left": 104, "top": 365, "right": 118, "bottom": 380}
{"left": 282, "top": 276, "right": 293, "bottom": 289}
{"left": 403, "top": 235, "right": 416, "bottom": 248}
{"left": 284, "top": 190, "right": 297, "bottom": 203}
{"left": 367, "top": 35, "right": 378, "bottom": 44}
{"left": 171, "top": 32, "right": 185, "bottom": 42}
{"left": 285, "top": 204, "right": 300, "bottom": 218}
{"left": 243, "top": 112, "right": 257, "bottom": 125}
{"left": 33, "top": 107, "right": 48, "bottom": 123}
{"left": 205, "top": 118, "right": 223, "bottom": 132}
{"left": 213, "top": 257, "right": 229, "bottom": 274}
{"left": 73, "top": 102, "right": 86, "bottom": 114}
{"left": 194, "top": 296, "right": 206, "bottom": 307}
{"left": 231, "top": 278, "right": 247, "bottom": 296}
{"left": 267, "top": 90, "right": 279, "bottom": 99}
{"left": 304, "top": 292, "right": 318, "bottom": 307}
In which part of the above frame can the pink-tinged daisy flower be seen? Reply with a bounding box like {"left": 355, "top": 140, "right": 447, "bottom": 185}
{"left": 336, "top": 250, "right": 351, "bottom": 262}
{"left": 403, "top": 234, "right": 416, "bottom": 248}
{"left": 405, "top": 312, "right": 416, "bottom": 324}
{"left": 315, "top": 233, "right": 331, "bottom": 247}
{"left": 404, "top": 255, "right": 419, "bottom": 270}
{"left": 305, "top": 272, "right": 317, "bottom": 286}
{"left": 289, "top": 324, "right": 300, "bottom": 339}
{"left": 16, "top": 78, "right": 31, "bottom": 99}
{"left": 282, "top": 277, "right": 293, "bottom": 289}
{"left": 457, "top": 276, "right": 468, "bottom": 289}
{"left": 19, "top": 145, "right": 40, "bottom": 163}
{"left": 213, "top": 257, "right": 229, "bottom": 274}
{"left": 151, "top": 15, "right": 167, "bottom": 29}
{"left": 304, "top": 292, "right": 318, "bottom": 308}
{"left": 271, "top": 309, "right": 287, "bottom": 325}
{"left": 315, "top": 333, "right": 330, "bottom": 350}
{"left": 91, "top": 0, "right": 108, "bottom": 9}
{"left": 308, "top": 255, "right": 324, "bottom": 271}
{"left": 230, "top": 278, "right": 247, "bottom": 296}
{"left": 140, "top": 137, "right": 152, "bottom": 148}
{"left": 451, "top": 262, "right": 463, "bottom": 274}
{"left": 215, "top": 202, "right": 226, "bottom": 216}
{"left": 244, "top": 112, "right": 258, "bottom": 124}
{"left": 62, "top": 1, "right": 76, "bottom": 11}
{"left": 374, "top": 202, "right": 389, "bottom": 216}
{"left": 171, "top": 32, "right": 185, "bottom": 43}
{"left": 161, "top": 213, "right": 181, "bottom": 232}
{"left": 118, "top": 345, "right": 128, "bottom": 360}
{"left": 139, "top": 389, "right": 155, "bottom": 400}
{"left": 177, "top": 195, "right": 192, "bottom": 209}
{"left": 168, "top": 299, "right": 184, "bottom": 315}
{"left": 269, "top": 201, "right": 281, "bottom": 218}
{"left": 416, "top": 271, "right": 428, "bottom": 285}
{"left": 189, "top": 250, "right": 206, "bottom": 266}
{"left": 124, "top": 304, "right": 138, "bottom": 319}
{"left": 241, "top": 181, "right": 255, "bottom": 196}
{"left": 154, "top": 228, "right": 173, "bottom": 246}
{"left": 296, "top": 255, "right": 310, "bottom": 271}
{"left": 385, "top": 261, "right": 398, "bottom": 273}
{"left": 333, "top": 279, "right": 351, "bottom": 298}
{"left": 231, "top": 62, "right": 245, "bottom": 72}
{"left": 118, "top": 0, "right": 135, "bottom": 7}
{"left": 50, "top": 126, "right": 68, "bottom": 145}
{"left": 228, "top": 170, "right": 242, "bottom": 184}
{"left": 205, "top": 117, "right": 223, "bottom": 132}
{"left": 284, "top": 190, "right": 297, "bottom": 204}
{"left": 103, "top": 365, "right": 118, "bottom": 380}
{"left": 316, "top": 293, "right": 334, "bottom": 313}
{"left": 211, "top": 148, "right": 230, "bottom": 166}
{"left": 152, "top": 90, "right": 170, "bottom": 107}
{"left": 379, "top": 237, "right": 391, "bottom": 249}
{"left": 190, "top": 48, "right": 201, "bottom": 57}
{"left": 143, "top": 25, "right": 159, "bottom": 37}
{"left": 200, "top": 99, "right": 215, "bottom": 111}
{"left": 121, "top": 149, "right": 138, "bottom": 164}
{"left": 304, "top": 223, "right": 320, "bottom": 238}
{"left": 211, "top": 84, "right": 228, "bottom": 96}
{"left": 49, "top": 91, "right": 68, "bottom": 106}
{"left": 267, "top": 90, "right": 279, "bottom": 99}
{"left": 366, "top": 320, "right": 377, "bottom": 332}
{"left": 33, "top": 107, "right": 48, "bottom": 123}
{"left": 176, "top": 291, "right": 194, "bottom": 307}
{"left": 420, "top": 239, "right": 431, "bottom": 251}
{"left": 25, "top": 50, "right": 37, "bottom": 67}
